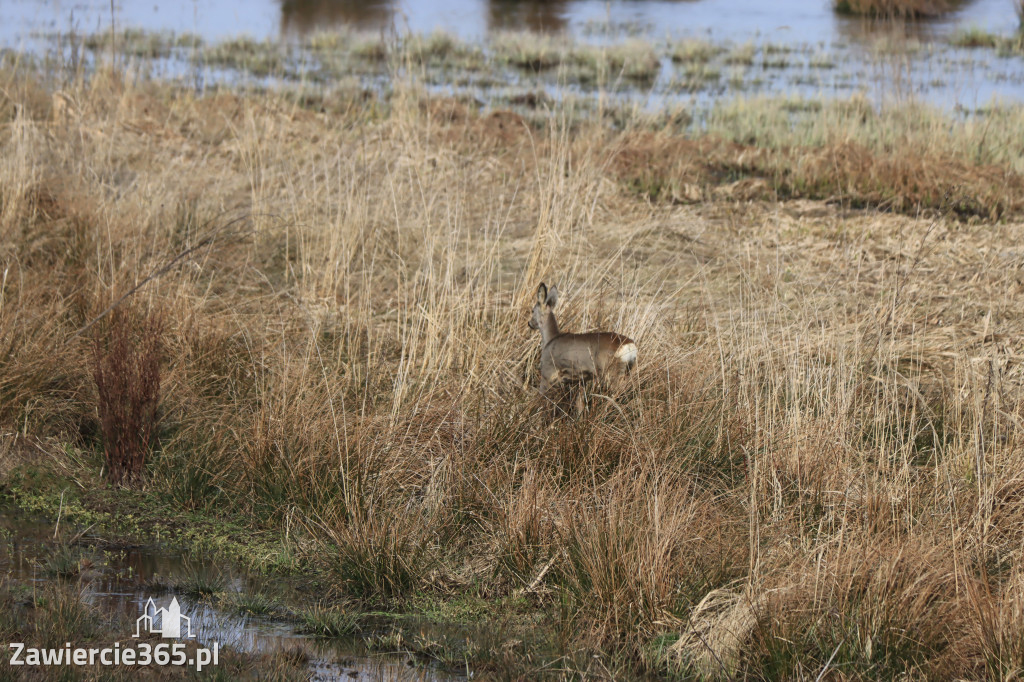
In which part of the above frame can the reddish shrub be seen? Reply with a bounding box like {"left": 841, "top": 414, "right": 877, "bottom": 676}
{"left": 92, "top": 307, "right": 164, "bottom": 485}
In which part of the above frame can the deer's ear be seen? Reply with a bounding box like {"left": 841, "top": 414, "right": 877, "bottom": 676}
{"left": 537, "top": 283, "right": 548, "bottom": 305}
{"left": 546, "top": 284, "right": 559, "bottom": 308}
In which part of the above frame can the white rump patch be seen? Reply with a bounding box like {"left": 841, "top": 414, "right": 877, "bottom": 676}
{"left": 615, "top": 342, "right": 638, "bottom": 366}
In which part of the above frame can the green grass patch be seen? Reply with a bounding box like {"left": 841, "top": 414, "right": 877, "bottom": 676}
{"left": 295, "top": 605, "right": 361, "bottom": 638}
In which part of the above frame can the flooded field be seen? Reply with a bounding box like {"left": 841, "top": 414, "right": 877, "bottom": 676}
{"left": 3, "top": 0, "right": 1024, "bottom": 109}
{"left": 4, "top": 0, "right": 1020, "bottom": 44}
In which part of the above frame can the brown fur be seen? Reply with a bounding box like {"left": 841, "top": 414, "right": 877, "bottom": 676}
{"left": 529, "top": 283, "right": 637, "bottom": 396}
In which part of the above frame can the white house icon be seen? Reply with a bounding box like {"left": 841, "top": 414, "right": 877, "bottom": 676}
{"left": 134, "top": 597, "right": 193, "bottom": 639}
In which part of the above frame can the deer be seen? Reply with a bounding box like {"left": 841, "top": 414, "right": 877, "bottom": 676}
{"left": 528, "top": 282, "right": 637, "bottom": 400}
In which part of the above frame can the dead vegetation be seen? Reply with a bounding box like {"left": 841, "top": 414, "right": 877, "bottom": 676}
{"left": 92, "top": 307, "right": 164, "bottom": 485}
{"left": 2, "top": 59, "right": 1024, "bottom": 679}
{"left": 834, "top": 0, "right": 960, "bottom": 18}
{"left": 611, "top": 132, "right": 1024, "bottom": 218}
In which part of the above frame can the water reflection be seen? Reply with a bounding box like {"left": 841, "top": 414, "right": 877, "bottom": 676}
{"left": 0, "top": 511, "right": 457, "bottom": 682}
{"left": 486, "top": 0, "right": 569, "bottom": 33}
{"left": 833, "top": 14, "right": 949, "bottom": 47}
{"left": 278, "top": 0, "right": 576, "bottom": 36}
{"left": 273, "top": 0, "right": 998, "bottom": 45}
{"left": 280, "top": 0, "right": 397, "bottom": 35}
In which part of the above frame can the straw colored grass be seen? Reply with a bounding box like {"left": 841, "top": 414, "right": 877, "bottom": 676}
{"left": 834, "top": 0, "right": 959, "bottom": 17}
{"left": 3, "top": 58, "right": 1024, "bottom": 677}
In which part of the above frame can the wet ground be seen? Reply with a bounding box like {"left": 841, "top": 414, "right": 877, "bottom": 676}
{"left": 3, "top": 1, "right": 1024, "bottom": 111}
{"left": 0, "top": 512, "right": 460, "bottom": 681}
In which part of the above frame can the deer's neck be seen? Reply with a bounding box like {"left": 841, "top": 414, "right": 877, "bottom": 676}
{"left": 541, "top": 311, "right": 560, "bottom": 347}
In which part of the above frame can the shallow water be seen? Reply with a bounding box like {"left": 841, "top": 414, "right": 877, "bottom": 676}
{"left": 0, "top": 512, "right": 460, "bottom": 681}
{"left": 2, "top": 3, "right": 1024, "bottom": 120}
{"left": 2, "top": 0, "right": 1019, "bottom": 45}
{"left": 5, "top": 0, "right": 1024, "bottom": 111}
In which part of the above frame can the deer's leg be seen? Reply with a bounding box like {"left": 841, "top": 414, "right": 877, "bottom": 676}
{"left": 608, "top": 360, "right": 632, "bottom": 396}
{"left": 574, "top": 384, "right": 586, "bottom": 416}
{"left": 606, "top": 366, "right": 622, "bottom": 397}
{"left": 539, "top": 368, "right": 562, "bottom": 397}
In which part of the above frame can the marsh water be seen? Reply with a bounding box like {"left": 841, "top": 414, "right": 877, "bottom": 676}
{"left": 3, "top": 0, "right": 1019, "bottom": 45}
{"left": 0, "top": 513, "right": 460, "bottom": 681}
{"left": 3, "top": 0, "right": 1024, "bottom": 109}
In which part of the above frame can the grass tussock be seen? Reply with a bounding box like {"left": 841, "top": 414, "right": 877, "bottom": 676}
{"left": 406, "top": 30, "right": 483, "bottom": 67}
{"left": 0, "top": 582, "right": 100, "bottom": 651}
{"left": 176, "top": 561, "right": 226, "bottom": 599}
{"left": 92, "top": 307, "right": 164, "bottom": 485}
{"left": 204, "top": 36, "right": 286, "bottom": 77}
{"left": 0, "top": 579, "right": 312, "bottom": 679}
{"left": 834, "top": 0, "right": 959, "bottom": 17}
{"left": 295, "top": 605, "right": 361, "bottom": 638}
{"left": 670, "top": 38, "right": 722, "bottom": 64}
{"left": 492, "top": 31, "right": 660, "bottom": 82}
{"left": 950, "top": 26, "right": 1024, "bottom": 55}
{"left": 743, "top": 537, "right": 963, "bottom": 678}
{"left": 951, "top": 26, "right": 1001, "bottom": 48}
{"left": 3, "top": 57, "right": 1024, "bottom": 678}
{"left": 41, "top": 543, "right": 86, "bottom": 578}
{"left": 226, "top": 590, "right": 281, "bottom": 617}
{"left": 83, "top": 29, "right": 202, "bottom": 59}
{"left": 491, "top": 31, "right": 568, "bottom": 70}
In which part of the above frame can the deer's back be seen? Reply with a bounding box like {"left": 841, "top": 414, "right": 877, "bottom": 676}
{"left": 543, "top": 332, "right": 636, "bottom": 378}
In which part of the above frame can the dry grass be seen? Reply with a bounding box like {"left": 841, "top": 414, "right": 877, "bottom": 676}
{"left": 834, "top": 0, "right": 959, "bottom": 18}
{"left": 3, "top": 56, "right": 1024, "bottom": 678}
{"left": 950, "top": 26, "right": 1024, "bottom": 55}
{"left": 612, "top": 132, "right": 1024, "bottom": 217}
{"left": 92, "top": 306, "right": 163, "bottom": 484}
{"left": 491, "top": 31, "right": 661, "bottom": 82}
{"left": 613, "top": 96, "right": 1024, "bottom": 218}
{"left": 0, "top": 579, "right": 312, "bottom": 679}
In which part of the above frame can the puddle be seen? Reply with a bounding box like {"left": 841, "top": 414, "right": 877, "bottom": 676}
{"left": 0, "top": 512, "right": 462, "bottom": 681}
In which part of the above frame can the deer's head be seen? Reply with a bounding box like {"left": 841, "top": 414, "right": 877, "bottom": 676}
{"left": 529, "top": 282, "right": 559, "bottom": 331}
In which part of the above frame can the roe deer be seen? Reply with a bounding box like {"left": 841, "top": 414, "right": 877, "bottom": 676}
{"left": 528, "top": 282, "right": 637, "bottom": 397}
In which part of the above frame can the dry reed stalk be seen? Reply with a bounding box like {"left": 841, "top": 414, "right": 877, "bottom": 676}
{"left": 92, "top": 307, "right": 163, "bottom": 484}
{"left": 1, "top": 55, "right": 1024, "bottom": 676}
